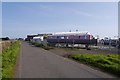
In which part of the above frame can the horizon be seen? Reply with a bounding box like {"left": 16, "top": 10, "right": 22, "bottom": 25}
{"left": 1, "top": 31, "right": 118, "bottom": 40}
{"left": 2, "top": 2, "right": 118, "bottom": 39}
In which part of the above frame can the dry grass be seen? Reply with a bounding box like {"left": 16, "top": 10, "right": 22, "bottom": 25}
{"left": 0, "top": 41, "right": 14, "bottom": 52}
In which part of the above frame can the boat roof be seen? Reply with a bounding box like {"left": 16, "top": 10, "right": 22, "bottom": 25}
{"left": 52, "top": 31, "right": 91, "bottom": 36}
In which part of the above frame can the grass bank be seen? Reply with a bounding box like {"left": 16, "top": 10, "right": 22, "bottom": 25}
{"left": 30, "top": 42, "right": 54, "bottom": 50}
{"left": 2, "top": 41, "right": 21, "bottom": 78}
{"left": 69, "top": 54, "right": 120, "bottom": 76}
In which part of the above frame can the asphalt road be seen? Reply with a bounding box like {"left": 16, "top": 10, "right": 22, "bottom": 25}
{"left": 15, "top": 42, "right": 116, "bottom": 78}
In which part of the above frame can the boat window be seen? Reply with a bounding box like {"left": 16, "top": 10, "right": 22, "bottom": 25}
{"left": 61, "top": 36, "right": 64, "bottom": 39}
{"left": 66, "top": 36, "right": 69, "bottom": 39}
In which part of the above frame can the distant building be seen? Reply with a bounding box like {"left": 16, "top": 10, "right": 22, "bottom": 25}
{"left": 25, "top": 33, "right": 52, "bottom": 41}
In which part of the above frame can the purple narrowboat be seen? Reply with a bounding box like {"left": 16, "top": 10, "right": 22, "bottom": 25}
{"left": 46, "top": 31, "right": 97, "bottom": 45}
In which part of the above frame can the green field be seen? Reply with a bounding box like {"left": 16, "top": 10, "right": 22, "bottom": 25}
{"left": 2, "top": 41, "right": 21, "bottom": 78}
{"left": 69, "top": 54, "right": 120, "bottom": 76}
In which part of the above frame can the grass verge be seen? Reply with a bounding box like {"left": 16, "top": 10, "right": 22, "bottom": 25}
{"left": 2, "top": 41, "right": 21, "bottom": 78}
{"left": 69, "top": 54, "right": 120, "bottom": 76}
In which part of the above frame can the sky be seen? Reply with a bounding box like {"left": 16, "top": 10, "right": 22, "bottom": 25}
{"left": 2, "top": 2, "right": 118, "bottom": 39}
{"left": 0, "top": 2, "right": 2, "bottom": 38}
{"left": 118, "top": 2, "right": 120, "bottom": 38}
{"left": 2, "top": 0, "right": 119, "bottom": 2}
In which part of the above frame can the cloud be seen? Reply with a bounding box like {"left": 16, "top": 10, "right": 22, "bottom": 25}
{"left": 71, "top": 9, "right": 114, "bottom": 19}
{"left": 66, "top": 8, "right": 96, "bottom": 18}
{"left": 39, "top": 5, "right": 54, "bottom": 11}
{"left": 74, "top": 10, "right": 93, "bottom": 17}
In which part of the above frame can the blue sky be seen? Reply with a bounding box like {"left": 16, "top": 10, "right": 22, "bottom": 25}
{"left": 2, "top": 2, "right": 118, "bottom": 38}
{"left": 0, "top": 2, "right": 2, "bottom": 38}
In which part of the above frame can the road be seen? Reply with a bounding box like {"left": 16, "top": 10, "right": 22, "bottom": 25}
{"left": 15, "top": 42, "right": 116, "bottom": 78}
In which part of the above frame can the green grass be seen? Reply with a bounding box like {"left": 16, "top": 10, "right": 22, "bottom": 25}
{"left": 2, "top": 41, "right": 21, "bottom": 78}
{"left": 69, "top": 54, "right": 120, "bottom": 76}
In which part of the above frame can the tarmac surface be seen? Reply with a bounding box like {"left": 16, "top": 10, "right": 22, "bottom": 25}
{"left": 15, "top": 41, "right": 116, "bottom": 78}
